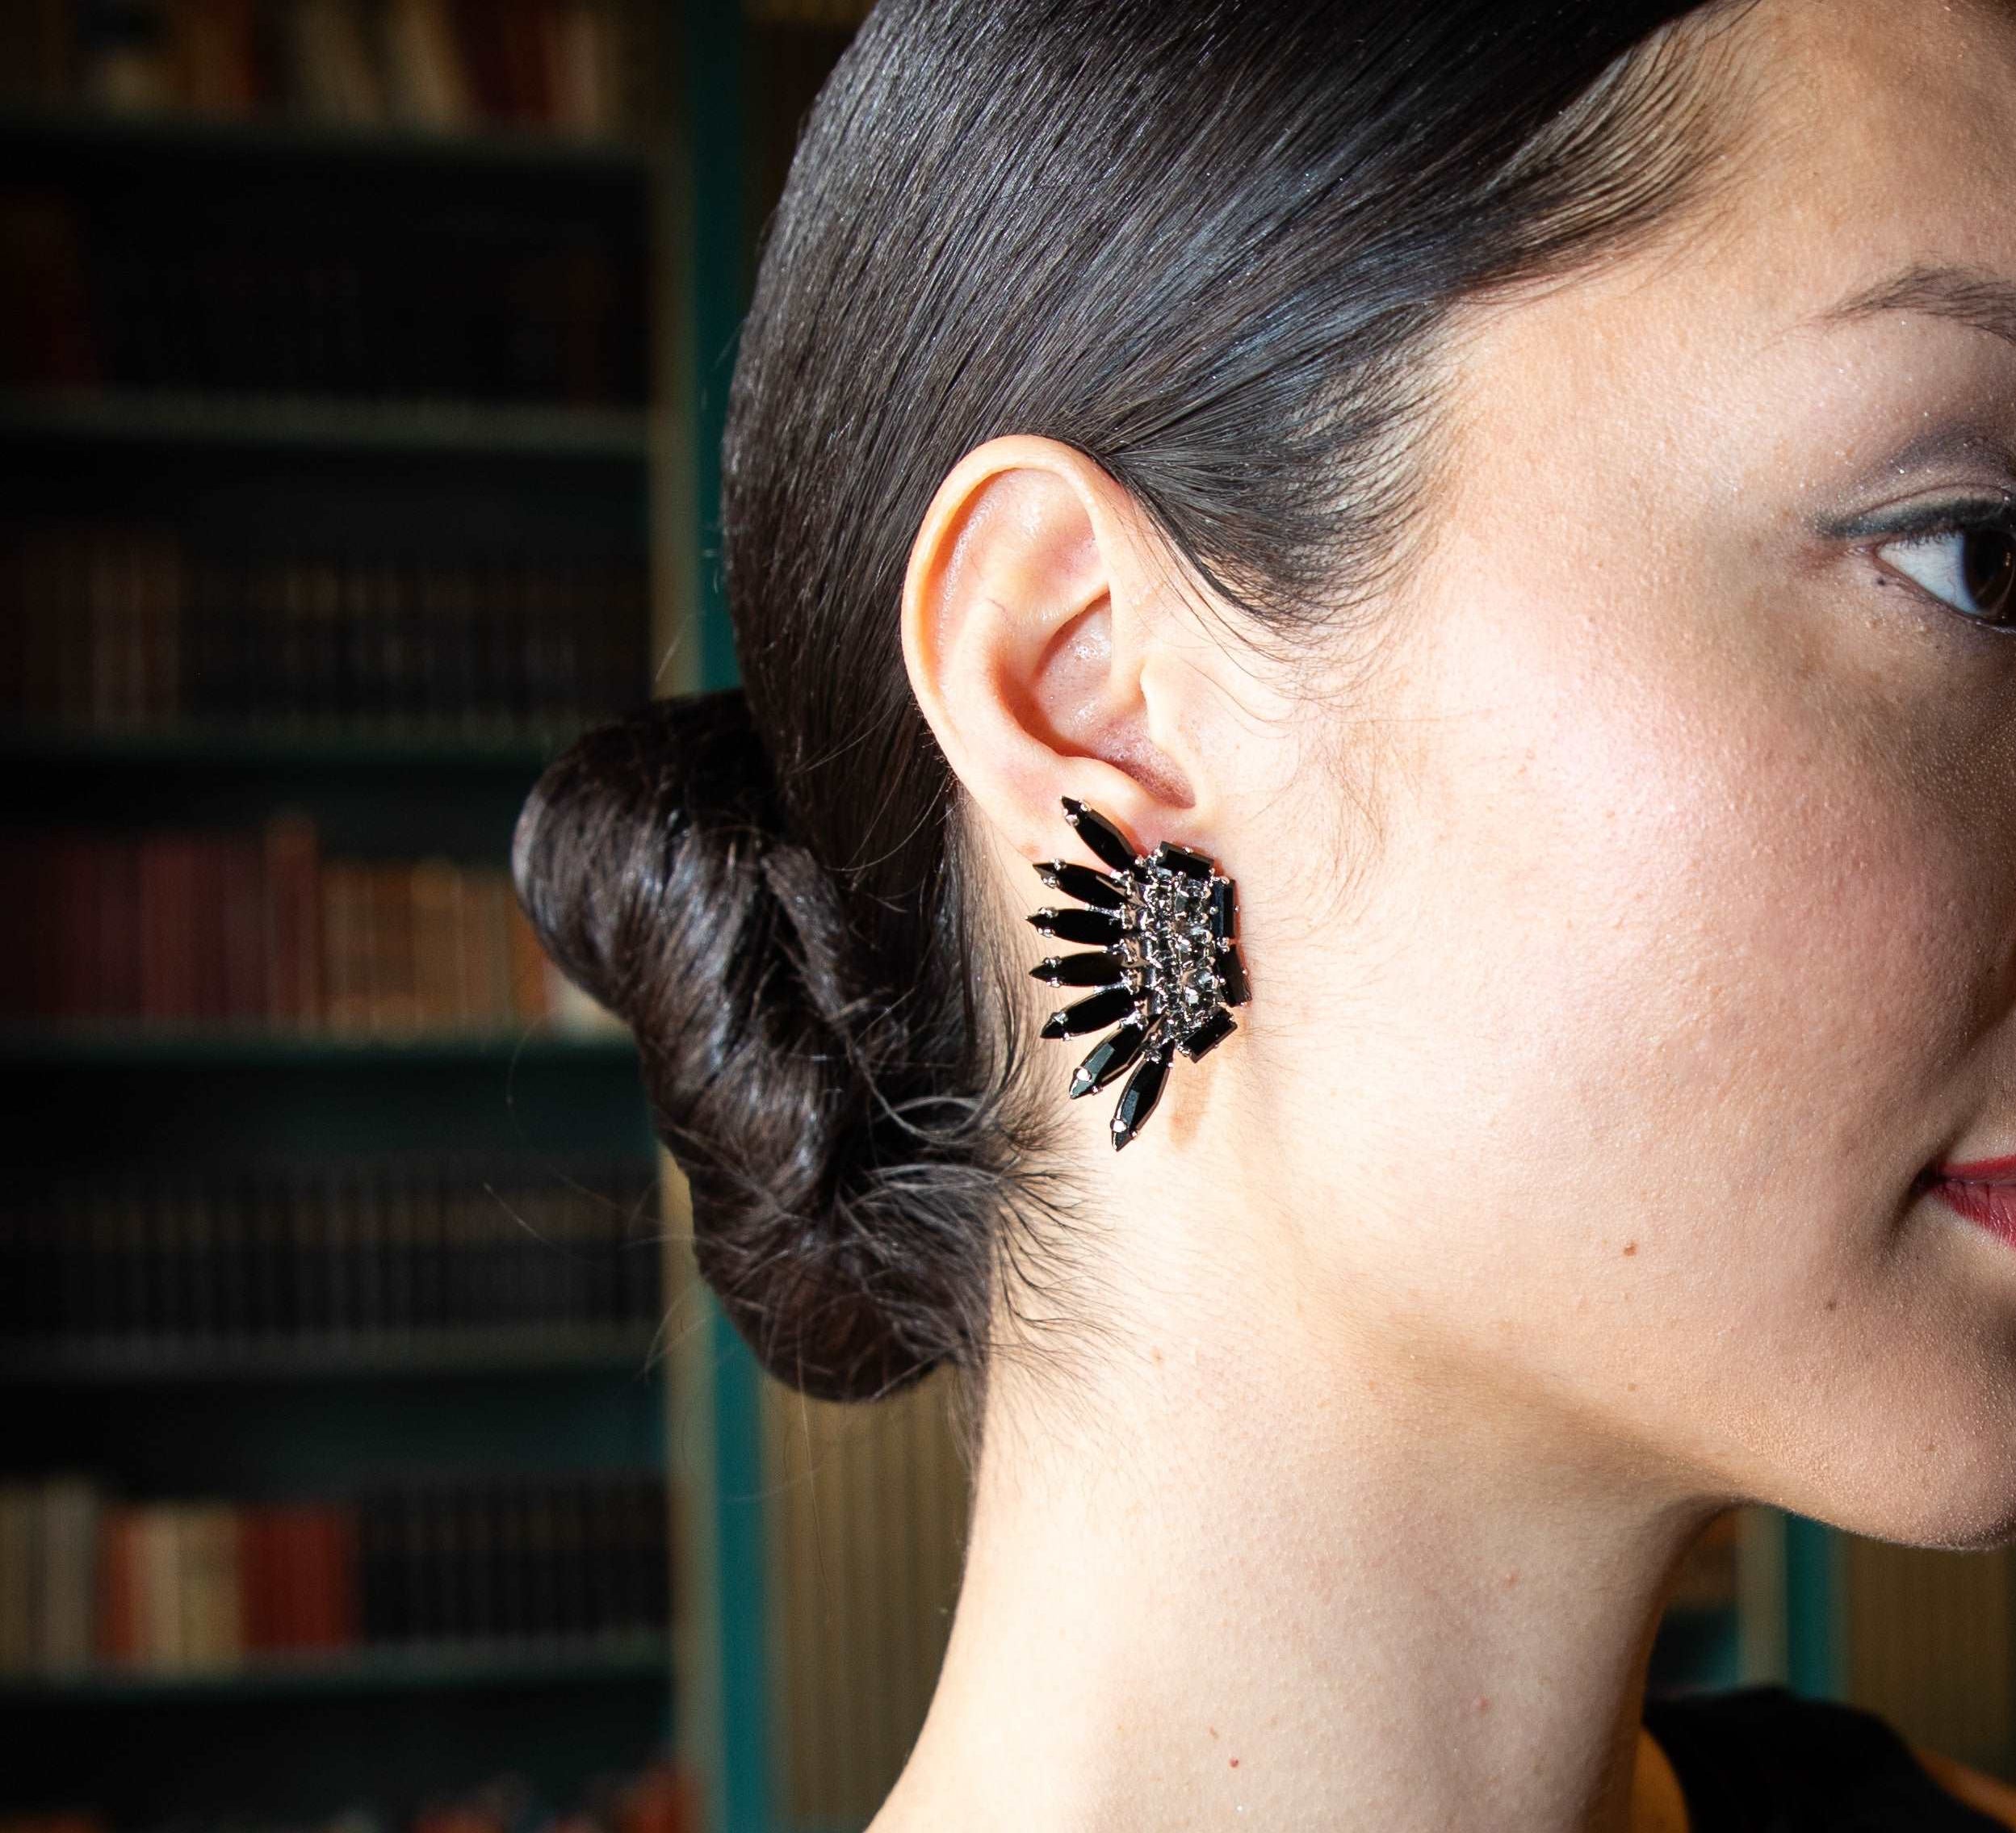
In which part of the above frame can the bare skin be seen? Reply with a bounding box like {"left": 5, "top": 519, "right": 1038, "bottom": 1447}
{"left": 878, "top": 1, "right": 2016, "bottom": 1827}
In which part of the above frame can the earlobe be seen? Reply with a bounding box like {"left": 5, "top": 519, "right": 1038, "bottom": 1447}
{"left": 899, "top": 433, "right": 1204, "bottom": 863}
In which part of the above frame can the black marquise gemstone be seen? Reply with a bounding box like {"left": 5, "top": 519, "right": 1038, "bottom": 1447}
{"left": 1217, "top": 946, "right": 1249, "bottom": 1007}
{"left": 1070, "top": 1020, "right": 1148, "bottom": 1098}
{"left": 1209, "top": 877, "right": 1236, "bottom": 942}
{"left": 1030, "top": 949, "right": 1126, "bottom": 988}
{"left": 1176, "top": 1007, "right": 1236, "bottom": 1061}
{"left": 1154, "top": 840, "right": 1215, "bottom": 880}
{"left": 1027, "top": 905, "right": 1124, "bottom": 946}
{"left": 1035, "top": 860, "right": 1128, "bottom": 911}
{"left": 1060, "top": 796, "right": 1141, "bottom": 875}
{"left": 1110, "top": 1046, "right": 1171, "bottom": 1150}
{"left": 1040, "top": 984, "right": 1137, "bottom": 1039}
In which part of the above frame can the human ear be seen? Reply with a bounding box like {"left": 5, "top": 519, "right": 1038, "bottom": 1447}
{"left": 899, "top": 433, "right": 1212, "bottom": 866}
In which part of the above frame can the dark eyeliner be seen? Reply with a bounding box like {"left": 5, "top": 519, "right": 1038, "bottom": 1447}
{"left": 1816, "top": 491, "right": 2016, "bottom": 631}
{"left": 1819, "top": 491, "right": 2016, "bottom": 546}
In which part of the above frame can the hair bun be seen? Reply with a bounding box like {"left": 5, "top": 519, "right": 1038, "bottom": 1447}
{"left": 511, "top": 687, "right": 963, "bottom": 1403}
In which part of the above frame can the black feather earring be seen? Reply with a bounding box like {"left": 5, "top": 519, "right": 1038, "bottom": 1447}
{"left": 1025, "top": 795, "right": 1249, "bottom": 1150}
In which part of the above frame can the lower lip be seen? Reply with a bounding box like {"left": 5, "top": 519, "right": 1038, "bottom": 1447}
{"left": 1927, "top": 1177, "right": 2016, "bottom": 1244}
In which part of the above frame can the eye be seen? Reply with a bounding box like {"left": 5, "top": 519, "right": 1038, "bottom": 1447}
{"left": 1872, "top": 504, "right": 2016, "bottom": 630}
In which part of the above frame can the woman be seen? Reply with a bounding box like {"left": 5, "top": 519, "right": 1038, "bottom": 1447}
{"left": 515, "top": 0, "right": 2016, "bottom": 1825}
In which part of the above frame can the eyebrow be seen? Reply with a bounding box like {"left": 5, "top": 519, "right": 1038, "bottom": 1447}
{"left": 1808, "top": 262, "right": 2016, "bottom": 354}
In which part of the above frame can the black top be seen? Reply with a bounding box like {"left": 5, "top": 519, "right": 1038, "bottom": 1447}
{"left": 1641, "top": 1684, "right": 2008, "bottom": 1831}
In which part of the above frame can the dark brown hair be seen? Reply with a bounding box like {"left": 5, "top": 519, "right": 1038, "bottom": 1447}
{"left": 513, "top": 0, "right": 1761, "bottom": 1445}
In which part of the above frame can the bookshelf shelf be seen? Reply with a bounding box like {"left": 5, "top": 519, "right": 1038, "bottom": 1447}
{"left": 0, "top": 1328, "right": 664, "bottom": 1386}
{"left": 0, "top": 389, "right": 652, "bottom": 459}
{"left": 0, "top": 105, "right": 655, "bottom": 177}
{"left": 0, "top": 1026, "right": 635, "bottom": 1068}
{"left": 0, "top": 724, "right": 583, "bottom": 775}
{"left": 0, "top": 1630, "right": 672, "bottom": 1703}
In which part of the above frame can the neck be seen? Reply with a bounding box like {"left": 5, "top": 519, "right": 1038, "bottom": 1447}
{"left": 873, "top": 1289, "right": 1723, "bottom": 1833}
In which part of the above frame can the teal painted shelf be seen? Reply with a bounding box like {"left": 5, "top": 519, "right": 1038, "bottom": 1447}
{"left": 0, "top": 388, "right": 651, "bottom": 459}
{"left": 0, "top": 104, "right": 655, "bottom": 176}
{"left": 1784, "top": 1513, "right": 1846, "bottom": 1697}
{"left": 0, "top": 724, "right": 585, "bottom": 774}
{"left": 0, "top": 1328, "right": 664, "bottom": 1386}
{"left": 0, "top": 1026, "right": 636, "bottom": 1068}
{"left": 0, "top": 1633, "right": 671, "bottom": 1704}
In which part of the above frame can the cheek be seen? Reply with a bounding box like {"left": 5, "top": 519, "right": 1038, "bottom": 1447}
{"left": 1388, "top": 585, "right": 1978, "bottom": 1207}
{"left": 1486, "top": 667, "right": 1967, "bottom": 1193}
{"left": 1329, "top": 565, "right": 2016, "bottom": 1512}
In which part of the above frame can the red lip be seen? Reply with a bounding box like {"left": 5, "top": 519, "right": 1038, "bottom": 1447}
{"left": 1931, "top": 1151, "right": 2016, "bottom": 1182}
{"left": 1929, "top": 1177, "right": 2016, "bottom": 1243}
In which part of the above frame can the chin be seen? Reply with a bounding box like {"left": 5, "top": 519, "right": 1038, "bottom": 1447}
{"left": 1795, "top": 1445, "right": 2016, "bottom": 1554}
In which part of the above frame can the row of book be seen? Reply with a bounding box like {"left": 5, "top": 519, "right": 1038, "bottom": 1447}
{"left": 0, "top": 0, "right": 656, "bottom": 141}
{"left": 2, "top": 1157, "right": 664, "bottom": 1344}
{"left": 5, "top": 522, "right": 648, "bottom": 732}
{"left": 1, "top": 815, "right": 619, "bottom": 1036}
{"left": 0, "top": 1470, "right": 671, "bottom": 1676}
{"left": 1, "top": 181, "right": 648, "bottom": 401}
{"left": 0, "top": 1757, "right": 698, "bottom": 1833}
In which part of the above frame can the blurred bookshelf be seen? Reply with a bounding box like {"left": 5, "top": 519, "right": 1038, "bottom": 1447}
{"left": 0, "top": 2, "right": 708, "bottom": 1831}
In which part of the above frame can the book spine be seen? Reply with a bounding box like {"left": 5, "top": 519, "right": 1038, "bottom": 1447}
{"left": 22, "top": 1158, "right": 668, "bottom": 1349}
{"left": 262, "top": 808, "right": 323, "bottom": 1030}
{"left": 0, "top": 1483, "right": 35, "bottom": 1673}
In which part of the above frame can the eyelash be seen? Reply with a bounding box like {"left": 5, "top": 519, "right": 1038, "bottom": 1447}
{"left": 1863, "top": 497, "right": 2016, "bottom": 633}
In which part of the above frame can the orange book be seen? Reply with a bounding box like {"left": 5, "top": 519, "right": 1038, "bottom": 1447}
{"left": 614, "top": 1761, "right": 700, "bottom": 1833}
{"left": 543, "top": 0, "right": 609, "bottom": 137}
{"left": 93, "top": 1506, "right": 141, "bottom": 1666}
{"left": 460, "top": 870, "right": 513, "bottom": 1026}
{"left": 505, "top": 882, "right": 553, "bottom": 1023}
{"left": 320, "top": 863, "right": 374, "bottom": 1035}
{"left": 138, "top": 1505, "right": 184, "bottom": 1671}
{"left": 167, "top": 0, "right": 262, "bottom": 115}
{"left": 409, "top": 858, "right": 464, "bottom": 1030}
{"left": 371, "top": 862, "right": 420, "bottom": 1034}
{"left": 180, "top": 1503, "right": 243, "bottom": 1669}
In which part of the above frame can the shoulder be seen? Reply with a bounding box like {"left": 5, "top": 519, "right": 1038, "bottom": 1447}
{"left": 1909, "top": 1743, "right": 2016, "bottom": 1830}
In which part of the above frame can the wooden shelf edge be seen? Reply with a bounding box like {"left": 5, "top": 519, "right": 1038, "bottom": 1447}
{"left": 0, "top": 388, "right": 652, "bottom": 459}
{"left": 0, "top": 1632, "right": 675, "bottom": 1703}
{"left": 0, "top": 1026, "right": 637, "bottom": 1066}
{"left": 0, "top": 723, "right": 597, "bottom": 774}
{"left": 0, "top": 1328, "right": 668, "bottom": 1386}
{"left": 0, "top": 104, "right": 656, "bottom": 175}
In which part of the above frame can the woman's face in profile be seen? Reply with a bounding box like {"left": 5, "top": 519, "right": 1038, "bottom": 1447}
{"left": 1262, "top": 0, "right": 2016, "bottom": 1544}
